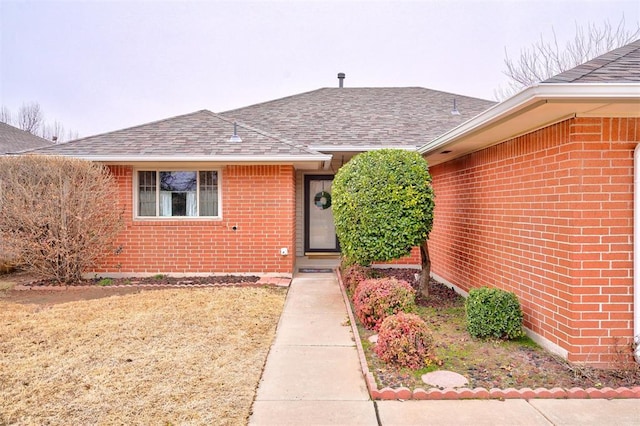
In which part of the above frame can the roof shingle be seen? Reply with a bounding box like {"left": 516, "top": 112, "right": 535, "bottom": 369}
{"left": 544, "top": 39, "right": 640, "bottom": 83}
{"left": 222, "top": 87, "right": 495, "bottom": 149}
{"left": 0, "top": 122, "right": 52, "bottom": 154}
{"left": 28, "top": 110, "right": 325, "bottom": 159}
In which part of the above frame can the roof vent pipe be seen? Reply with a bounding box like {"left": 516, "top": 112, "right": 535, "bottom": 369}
{"left": 338, "top": 72, "right": 345, "bottom": 88}
{"left": 229, "top": 122, "right": 242, "bottom": 143}
{"left": 451, "top": 98, "right": 461, "bottom": 115}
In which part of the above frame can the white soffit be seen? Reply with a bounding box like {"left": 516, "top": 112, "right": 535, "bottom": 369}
{"left": 420, "top": 83, "right": 640, "bottom": 167}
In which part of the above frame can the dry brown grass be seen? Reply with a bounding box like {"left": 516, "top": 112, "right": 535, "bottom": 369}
{"left": 0, "top": 286, "right": 286, "bottom": 425}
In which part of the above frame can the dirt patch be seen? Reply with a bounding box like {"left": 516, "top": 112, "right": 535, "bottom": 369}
{"left": 360, "top": 268, "right": 640, "bottom": 390}
{"left": 0, "top": 285, "right": 286, "bottom": 425}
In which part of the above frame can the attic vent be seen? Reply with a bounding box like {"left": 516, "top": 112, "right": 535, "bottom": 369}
{"left": 229, "top": 122, "right": 242, "bottom": 143}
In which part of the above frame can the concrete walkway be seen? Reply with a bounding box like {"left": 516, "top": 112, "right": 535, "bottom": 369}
{"left": 249, "top": 272, "right": 377, "bottom": 425}
{"left": 249, "top": 272, "right": 640, "bottom": 425}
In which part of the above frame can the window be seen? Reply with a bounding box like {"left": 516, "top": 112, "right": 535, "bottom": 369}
{"left": 137, "top": 170, "right": 219, "bottom": 218}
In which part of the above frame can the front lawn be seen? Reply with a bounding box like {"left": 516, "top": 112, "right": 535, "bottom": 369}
{"left": 0, "top": 286, "right": 286, "bottom": 425}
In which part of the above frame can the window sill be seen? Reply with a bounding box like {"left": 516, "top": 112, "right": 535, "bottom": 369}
{"left": 132, "top": 217, "right": 223, "bottom": 226}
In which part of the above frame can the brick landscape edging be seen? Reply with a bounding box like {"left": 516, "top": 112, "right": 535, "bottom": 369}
{"left": 335, "top": 269, "right": 640, "bottom": 400}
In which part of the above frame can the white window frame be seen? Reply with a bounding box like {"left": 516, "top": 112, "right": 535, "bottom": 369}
{"left": 133, "top": 168, "right": 222, "bottom": 220}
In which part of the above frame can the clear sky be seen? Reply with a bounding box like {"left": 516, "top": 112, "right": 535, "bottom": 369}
{"left": 1, "top": 0, "right": 639, "bottom": 137}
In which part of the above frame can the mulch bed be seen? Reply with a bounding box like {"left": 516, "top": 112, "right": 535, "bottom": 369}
{"left": 23, "top": 275, "right": 261, "bottom": 287}
{"left": 363, "top": 268, "right": 640, "bottom": 391}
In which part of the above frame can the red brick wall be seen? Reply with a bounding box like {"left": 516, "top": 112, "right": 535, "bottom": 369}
{"left": 429, "top": 117, "right": 639, "bottom": 366}
{"left": 96, "top": 165, "right": 296, "bottom": 275}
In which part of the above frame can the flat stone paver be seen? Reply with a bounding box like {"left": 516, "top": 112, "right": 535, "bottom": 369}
{"left": 376, "top": 400, "right": 552, "bottom": 425}
{"left": 421, "top": 370, "right": 469, "bottom": 388}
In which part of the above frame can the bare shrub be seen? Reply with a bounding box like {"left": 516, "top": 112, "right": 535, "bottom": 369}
{"left": 0, "top": 155, "right": 123, "bottom": 283}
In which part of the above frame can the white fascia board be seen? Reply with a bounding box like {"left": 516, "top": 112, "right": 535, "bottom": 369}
{"left": 418, "top": 83, "right": 640, "bottom": 155}
{"left": 310, "top": 145, "right": 418, "bottom": 152}
{"left": 68, "top": 154, "right": 333, "bottom": 162}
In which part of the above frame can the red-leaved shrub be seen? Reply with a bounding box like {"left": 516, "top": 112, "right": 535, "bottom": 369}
{"left": 374, "top": 312, "right": 434, "bottom": 369}
{"left": 353, "top": 277, "right": 415, "bottom": 330}
{"left": 342, "top": 264, "right": 375, "bottom": 294}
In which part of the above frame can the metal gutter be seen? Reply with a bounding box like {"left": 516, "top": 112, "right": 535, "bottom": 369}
{"left": 419, "top": 83, "right": 640, "bottom": 155}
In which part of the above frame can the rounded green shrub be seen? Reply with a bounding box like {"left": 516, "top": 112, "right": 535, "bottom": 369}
{"left": 374, "top": 312, "right": 434, "bottom": 370}
{"left": 332, "top": 149, "right": 435, "bottom": 266}
{"left": 353, "top": 277, "right": 415, "bottom": 330}
{"left": 465, "top": 287, "right": 525, "bottom": 339}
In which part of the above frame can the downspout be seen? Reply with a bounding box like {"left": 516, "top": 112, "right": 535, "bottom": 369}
{"left": 634, "top": 143, "right": 640, "bottom": 363}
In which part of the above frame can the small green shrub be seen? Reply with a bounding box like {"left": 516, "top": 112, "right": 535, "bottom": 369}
{"left": 341, "top": 264, "right": 376, "bottom": 294}
{"left": 465, "top": 287, "right": 525, "bottom": 340}
{"left": 374, "top": 312, "right": 434, "bottom": 370}
{"left": 98, "top": 278, "right": 113, "bottom": 286}
{"left": 353, "top": 277, "right": 415, "bottom": 331}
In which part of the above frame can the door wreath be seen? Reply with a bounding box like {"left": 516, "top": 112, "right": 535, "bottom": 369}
{"left": 314, "top": 191, "right": 332, "bottom": 209}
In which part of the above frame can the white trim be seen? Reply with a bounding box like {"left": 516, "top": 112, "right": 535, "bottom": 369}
{"left": 430, "top": 272, "right": 469, "bottom": 297}
{"left": 524, "top": 328, "right": 569, "bottom": 360}
{"left": 310, "top": 145, "right": 418, "bottom": 152}
{"left": 68, "top": 155, "right": 332, "bottom": 162}
{"left": 133, "top": 167, "right": 223, "bottom": 221}
{"left": 419, "top": 82, "right": 640, "bottom": 156}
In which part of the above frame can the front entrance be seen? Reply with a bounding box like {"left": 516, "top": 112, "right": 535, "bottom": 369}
{"left": 304, "top": 175, "right": 339, "bottom": 254}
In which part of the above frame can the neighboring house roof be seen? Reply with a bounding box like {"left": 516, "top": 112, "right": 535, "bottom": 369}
{"left": 0, "top": 121, "right": 52, "bottom": 154}
{"left": 26, "top": 110, "right": 330, "bottom": 164}
{"left": 420, "top": 40, "right": 640, "bottom": 166}
{"left": 222, "top": 87, "right": 495, "bottom": 151}
{"left": 544, "top": 39, "right": 640, "bottom": 83}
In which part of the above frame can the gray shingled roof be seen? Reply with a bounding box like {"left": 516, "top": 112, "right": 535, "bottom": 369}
{"left": 27, "top": 110, "right": 325, "bottom": 159}
{"left": 0, "top": 122, "right": 52, "bottom": 154}
{"left": 221, "top": 87, "right": 495, "bottom": 149}
{"left": 544, "top": 39, "right": 640, "bottom": 83}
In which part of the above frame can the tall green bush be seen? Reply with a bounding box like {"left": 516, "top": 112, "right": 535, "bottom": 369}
{"left": 332, "top": 149, "right": 435, "bottom": 297}
{"left": 465, "top": 287, "right": 525, "bottom": 340}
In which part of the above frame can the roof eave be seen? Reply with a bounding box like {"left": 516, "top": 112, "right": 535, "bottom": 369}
{"left": 311, "top": 145, "right": 418, "bottom": 152}
{"left": 419, "top": 83, "right": 640, "bottom": 166}
{"left": 47, "top": 154, "right": 333, "bottom": 163}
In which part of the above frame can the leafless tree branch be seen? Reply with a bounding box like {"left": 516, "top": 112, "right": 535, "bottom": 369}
{"left": 496, "top": 15, "right": 640, "bottom": 100}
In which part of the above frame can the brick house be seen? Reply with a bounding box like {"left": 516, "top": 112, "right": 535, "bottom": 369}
{"left": 27, "top": 87, "right": 492, "bottom": 276}
{"left": 419, "top": 40, "right": 640, "bottom": 366}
